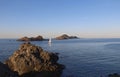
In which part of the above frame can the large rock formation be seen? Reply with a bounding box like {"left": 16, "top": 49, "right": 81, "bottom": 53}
{"left": 17, "top": 35, "right": 44, "bottom": 41}
{"left": 5, "top": 42, "right": 64, "bottom": 77}
{"left": 55, "top": 34, "right": 78, "bottom": 40}
{"left": 0, "top": 61, "right": 18, "bottom": 77}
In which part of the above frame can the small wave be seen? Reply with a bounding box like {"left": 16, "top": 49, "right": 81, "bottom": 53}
{"left": 105, "top": 44, "right": 120, "bottom": 50}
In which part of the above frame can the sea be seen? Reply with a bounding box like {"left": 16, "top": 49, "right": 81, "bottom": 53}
{"left": 1, "top": 38, "right": 120, "bottom": 77}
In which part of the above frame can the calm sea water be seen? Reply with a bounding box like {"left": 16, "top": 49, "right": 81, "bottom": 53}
{"left": 1, "top": 38, "right": 120, "bottom": 77}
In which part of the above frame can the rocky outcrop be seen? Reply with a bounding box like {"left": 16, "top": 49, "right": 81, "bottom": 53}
{"left": 5, "top": 42, "right": 64, "bottom": 77}
{"left": 17, "top": 35, "right": 44, "bottom": 41}
{"left": 0, "top": 61, "right": 18, "bottom": 77}
{"left": 55, "top": 34, "right": 78, "bottom": 40}
{"left": 108, "top": 73, "right": 120, "bottom": 77}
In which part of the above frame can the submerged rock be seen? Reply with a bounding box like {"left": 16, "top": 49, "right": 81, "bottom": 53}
{"left": 17, "top": 35, "right": 44, "bottom": 41}
{"left": 108, "top": 73, "right": 120, "bottom": 77}
{"left": 55, "top": 34, "right": 78, "bottom": 40}
{"left": 5, "top": 42, "right": 64, "bottom": 77}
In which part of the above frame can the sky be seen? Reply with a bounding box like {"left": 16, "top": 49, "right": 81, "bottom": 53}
{"left": 0, "top": 0, "right": 120, "bottom": 38}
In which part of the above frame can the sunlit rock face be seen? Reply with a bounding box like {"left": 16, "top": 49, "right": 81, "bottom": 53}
{"left": 5, "top": 42, "right": 65, "bottom": 77}
{"left": 17, "top": 35, "right": 44, "bottom": 41}
{"left": 55, "top": 34, "right": 78, "bottom": 40}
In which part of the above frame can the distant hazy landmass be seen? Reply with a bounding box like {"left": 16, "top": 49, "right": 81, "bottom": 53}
{"left": 55, "top": 34, "right": 78, "bottom": 40}
{"left": 17, "top": 34, "right": 79, "bottom": 41}
{"left": 17, "top": 35, "right": 44, "bottom": 41}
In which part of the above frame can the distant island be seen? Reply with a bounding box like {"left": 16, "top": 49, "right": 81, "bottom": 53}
{"left": 55, "top": 34, "right": 78, "bottom": 40}
{"left": 17, "top": 34, "right": 78, "bottom": 41}
{"left": 17, "top": 35, "right": 44, "bottom": 41}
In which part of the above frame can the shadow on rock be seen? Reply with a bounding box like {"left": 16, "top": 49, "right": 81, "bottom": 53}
{"left": 20, "top": 71, "right": 63, "bottom": 77}
{"left": 0, "top": 61, "right": 18, "bottom": 77}
{"left": 108, "top": 73, "right": 120, "bottom": 77}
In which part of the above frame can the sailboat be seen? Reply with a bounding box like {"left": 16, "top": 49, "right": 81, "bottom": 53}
{"left": 48, "top": 38, "right": 52, "bottom": 47}
{"left": 48, "top": 38, "right": 52, "bottom": 43}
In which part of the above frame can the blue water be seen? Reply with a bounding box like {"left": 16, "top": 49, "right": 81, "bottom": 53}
{"left": 1, "top": 38, "right": 120, "bottom": 77}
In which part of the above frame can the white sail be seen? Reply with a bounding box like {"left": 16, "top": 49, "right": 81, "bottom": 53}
{"left": 48, "top": 38, "right": 52, "bottom": 47}
{"left": 48, "top": 38, "right": 51, "bottom": 43}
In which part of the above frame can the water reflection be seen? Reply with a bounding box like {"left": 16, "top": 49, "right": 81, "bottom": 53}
{"left": 48, "top": 42, "right": 52, "bottom": 47}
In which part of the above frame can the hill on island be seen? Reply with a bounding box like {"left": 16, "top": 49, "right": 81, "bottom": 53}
{"left": 55, "top": 34, "right": 78, "bottom": 40}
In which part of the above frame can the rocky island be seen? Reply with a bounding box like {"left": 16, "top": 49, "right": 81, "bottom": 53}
{"left": 0, "top": 42, "right": 64, "bottom": 77}
{"left": 55, "top": 34, "right": 78, "bottom": 40}
{"left": 17, "top": 35, "right": 44, "bottom": 41}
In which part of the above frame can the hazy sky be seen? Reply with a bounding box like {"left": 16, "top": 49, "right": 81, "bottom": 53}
{"left": 0, "top": 0, "right": 120, "bottom": 38}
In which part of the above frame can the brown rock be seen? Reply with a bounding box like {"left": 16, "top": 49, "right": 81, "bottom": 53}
{"left": 35, "top": 35, "right": 44, "bottom": 41}
{"left": 5, "top": 42, "right": 64, "bottom": 77}
{"left": 55, "top": 34, "right": 78, "bottom": 40}
{"left": 17, "top": 36, "right": 30, "bottom": 41}
{"left": 17, "top": 35, "right": 44, "bottom": 41}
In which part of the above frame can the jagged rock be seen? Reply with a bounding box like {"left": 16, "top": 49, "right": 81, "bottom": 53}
{"left": 17, "top": 37, "right": 29, "bottom": 41}
{"left": 5, "top": 42, "right": 64, "bottom": 77}
{"left": 55, "top": 34, "right": 78, "bottom": 40}
{"left": 17, "top": 35, "right": 44, "bottom": 41}
{"left": 108, "top": 73, "right": 120, "bottom": 77}
{"left": 0, "top": 61, "right": 18, "bottom": 77}
{"left": 69, "top": 36, "right": 78, "bottom": 39}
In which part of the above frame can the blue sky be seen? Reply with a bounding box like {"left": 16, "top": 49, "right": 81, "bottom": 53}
{"left": 0, "top": 0, "right": 120, "bottom": 38}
